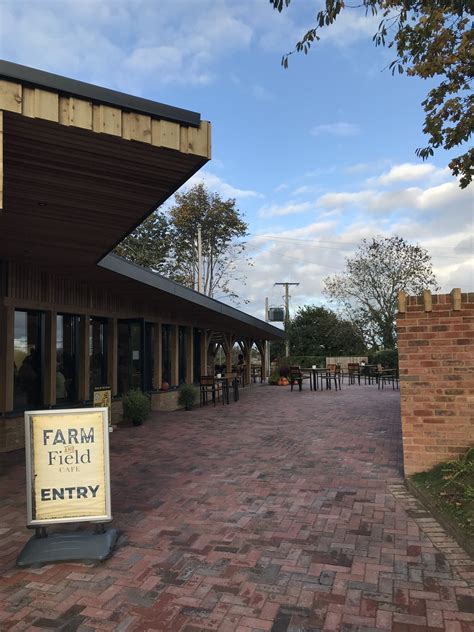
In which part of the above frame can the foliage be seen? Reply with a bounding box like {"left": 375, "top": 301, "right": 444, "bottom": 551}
{"left": 114, "top": 211, "right": 172, "bottom": 271}
{"left": 122, "top": 389, "right": 151, "bottom": 426}
{"left": 270, "top": 0, "right": 473, "bottom": 187}
{"left": 283, "top": 355, "right": 327, "bottom": 367}
{"left": 177, "top": 383, "right": 199, "bottom": 409}
{"left": 411, "top": 447, "right": 474, "bottom": 537}
{"left": 287, "top": 305, "right": 367, "bottom": 356}
{"left": 168, "top": 183, "right": 251, "bottom": 303}
{"left": 323, "top": 236, "right": 439, "bottom": 349}
{"left": 115, "top": 183, "right": 251, "bottom": 303}
{"left": 368, "top": 348, "right": 399, "bottom": 368}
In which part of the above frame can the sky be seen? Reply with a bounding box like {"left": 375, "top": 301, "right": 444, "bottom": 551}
{"left": 1, "top": 0, "right": 472, "bottom": 323}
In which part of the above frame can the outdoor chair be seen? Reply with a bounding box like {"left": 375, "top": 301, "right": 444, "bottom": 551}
{"left": 345, "top": 362, "right": 361, "bottom": 385}
{"left": 377, "top": 365, "right": 399, "bottom": 390}
{"left": 200, "top": 375, "right": 223, "bottom": 406}
{"left": 325, "top": 364, "right": 342, "bottom": 390}
{"left": 289, "top": 366, "right": 311, "bottom": 391}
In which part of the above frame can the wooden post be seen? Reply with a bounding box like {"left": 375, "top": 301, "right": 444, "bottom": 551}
{"left": 107, "top": 317, "right": 118, "bottom": 396}
{"left": 43, "top": 310, "right": 57, "bottom": 406}
{"left": 0, "top": 304, "right": 14, "bottom": 413}
{"left": 260, "top": 341, "right": 267, "bottom": 381}
{"left": 225, "top": 334, "right": 233, "bottom": 373}
{"left": 244, "top": 339, "right": 252, "bottom": 386}
{"left": 186, "top": 326, "right": 194, "bottom": 384}
{"left": 153, "top": 322, "right": 162, "bottom": 389}
{"left": 200, "top": 330, "right": 208, "bottom": 377}
{"left": 171, "top": 325, "right": 179, "bottom": 387}
{"left": 78, "top": 314, "right": 90, "bottom": 401}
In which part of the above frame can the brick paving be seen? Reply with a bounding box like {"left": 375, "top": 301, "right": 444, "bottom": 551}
{"left": 0, "top": 383, "right": 473, "bottom": 632}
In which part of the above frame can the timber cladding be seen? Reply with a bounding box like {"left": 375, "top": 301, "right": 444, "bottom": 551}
{"left": 0, "top": 78, "right": 211, "bottom": 157}
{"left": 397, "top": 289, "right": 474, "bottom": 476}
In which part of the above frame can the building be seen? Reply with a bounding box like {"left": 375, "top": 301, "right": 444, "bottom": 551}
{"left": 0, "top": 60, "right": 285, "bottom": 452}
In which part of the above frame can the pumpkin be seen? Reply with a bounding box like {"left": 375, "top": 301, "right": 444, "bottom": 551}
{"left": 161, "top": 381, "right": 170, "bottom": 391}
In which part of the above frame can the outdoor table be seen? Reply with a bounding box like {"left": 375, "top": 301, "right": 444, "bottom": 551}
{"left": 301, "top": 368, "right": 327, "bottom": 391}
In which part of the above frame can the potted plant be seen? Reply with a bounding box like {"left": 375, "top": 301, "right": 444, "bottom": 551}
{"left": 122, "top": 389, "right": 151, "bottom": 426}
{"left": 177, "top": 384, "right": 199, "bottom": 410}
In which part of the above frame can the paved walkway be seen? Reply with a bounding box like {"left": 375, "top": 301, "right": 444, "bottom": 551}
{"left": 0, "top": 383, "right": 472, "bottom": 631}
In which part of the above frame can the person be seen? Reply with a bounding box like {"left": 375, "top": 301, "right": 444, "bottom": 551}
{"left": 237, "top": 353, "right": 244, "bottom": 365}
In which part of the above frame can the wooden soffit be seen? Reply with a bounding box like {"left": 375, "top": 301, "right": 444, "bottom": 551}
{"left": 0, "top": 63, "right": 211, "bottom": 270}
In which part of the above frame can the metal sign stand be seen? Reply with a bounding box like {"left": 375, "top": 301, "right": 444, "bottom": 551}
{"left": 17, "top": 526, "right": 118, "bottom": 567}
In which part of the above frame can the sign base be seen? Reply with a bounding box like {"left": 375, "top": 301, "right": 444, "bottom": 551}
{"left": 17, "top": 528, "right": 118, "bottom": 568}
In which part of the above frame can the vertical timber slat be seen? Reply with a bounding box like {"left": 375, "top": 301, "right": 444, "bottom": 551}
{"left": 107, "top": 318, "right": 118, "bottom": 396}
{"left": 0, "top": 305, "right": 14, "bottom": 413}
{"left": 78, "top": 314, "right": 90, "bottom": 401}
{"left": 44, "top": 310, "right": 57, "bottom": 406}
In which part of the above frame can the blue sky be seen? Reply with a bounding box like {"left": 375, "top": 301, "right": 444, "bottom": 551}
{"left": 1, "top": 0, "right": 472, "bottom": 321}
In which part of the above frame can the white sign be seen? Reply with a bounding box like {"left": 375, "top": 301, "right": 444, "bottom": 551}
{"left": 25, "top": 408, "right": 112, "bottom": 526}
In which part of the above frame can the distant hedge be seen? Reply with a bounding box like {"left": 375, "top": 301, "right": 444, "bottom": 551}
{"left": 273, "top": 355, "right": 326, "bottom": 367}
{"left": 368, "top": 349, "right": 399, "bottom": 368}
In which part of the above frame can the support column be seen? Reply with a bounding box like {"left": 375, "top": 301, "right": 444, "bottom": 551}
{"left": 0, "top": 304, "right": 14, "bottom": 413}
{"left": 224, "top": 334, "right": 233, "bottom": 374}
{"left": 260, "top": 341, "right": 267, "bottom": 382}
{"left": 200, "top": 330, "right": 208, "bottom": 377}
{"left": 43, "top": 310, "right": 57, "bottom": 406}
{"left": 171, "top": 325, "right": 179, "bottom": 387}
{"left": 153, "top": 322, "right": 162, "bottom": 389}
{"left": 78, "top": 314, "right": 90, "bottom": 402}
{"left": 244, "top": 339, "right": 252, "bottom": 386}
{"left": 185, "top": 326, "right": 194, "bottom": 384}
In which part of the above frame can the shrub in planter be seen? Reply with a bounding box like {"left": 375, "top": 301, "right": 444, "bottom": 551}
{"left": 269, "top": 370, "right": 280, "bottom": 385}
{"left": 122, "top": 389, "right": 151, "bottom": 426}
{"left": 177, "top": 383, "right": 199, "bottom": 410}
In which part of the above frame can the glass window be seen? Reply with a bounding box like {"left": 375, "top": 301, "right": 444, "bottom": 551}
{"left": 162, "top": 324, "right": 172, "bottom": 385}
{"left": 90, "top": 317, "right": 108, "bottom": 396}
{"left": 118, "top": 321, "right": 142, "bottom": 395}
{"left": 57, "top": 314, "right": 79, "bottom": 403}
{"left": 14, "top": 310, "right": 44, "bottom": 410}
{"left": 145, "top": 323, "right": 154, "bottom": 391}
{"left": 178, "top": 326, "right": 187, "bottom": 385}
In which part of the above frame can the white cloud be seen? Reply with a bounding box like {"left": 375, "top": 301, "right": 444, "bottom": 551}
{"left": 252, "top": 84, "right": 275, "bottom": 100}
{"left": 184, "top": 171, "right": 262, "bottom": 200}
{"left": 369, "top": 163, "right": 439, "bottom": 185}
{"left": 258, "top": 201, "right": 314, "bottom": 218}
{"left": 311, "top": 122, "right": 360, "bottom": 137}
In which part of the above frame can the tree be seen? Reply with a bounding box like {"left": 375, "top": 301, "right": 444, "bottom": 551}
{"left": 167, "top": 183, "right": 251, "bottom": 302}
{"left": 323, "top": 236, "right": 439, "bottom": 348}
{"left": 270, "top": 0, "right": 473, "bottom": 188}
{"left": 114, "top": 211, "right": 172, "bottom": 271}
{"left": 115, "top": 183, "right": 251, "bottom": 303}
{"left": 287, "top": 305, "right": 367, "bottom": 355}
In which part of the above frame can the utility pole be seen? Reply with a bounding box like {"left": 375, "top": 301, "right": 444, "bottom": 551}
{"left": 274, "top": 282, "right": 299, "bottom": 358}
{"left": 197, "top": 225, "right": 203, "bottom": 293}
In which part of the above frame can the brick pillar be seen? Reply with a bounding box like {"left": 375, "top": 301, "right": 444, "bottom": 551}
{"left": 397, "top": 289, "right": 474, "bottom": 476}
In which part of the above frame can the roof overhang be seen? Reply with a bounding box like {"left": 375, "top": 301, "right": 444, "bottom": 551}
{"left": 0, "top": 60, "right": 211, "bottom": 270}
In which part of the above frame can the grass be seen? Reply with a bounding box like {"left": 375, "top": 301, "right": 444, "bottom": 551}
{"left": 410, "top": 447, "right": 474, "bottom": 541}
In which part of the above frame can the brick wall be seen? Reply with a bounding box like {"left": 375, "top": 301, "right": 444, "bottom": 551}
{"left": 397, "top": 288, "right": 474, "bottom": 476}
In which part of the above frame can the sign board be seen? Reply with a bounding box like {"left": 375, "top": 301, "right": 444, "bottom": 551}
{"left": 93, "top": 386, "right": 112, "bottom": 426}
{"left": 25, "top": 408, "right": 112, "bottom": 526}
